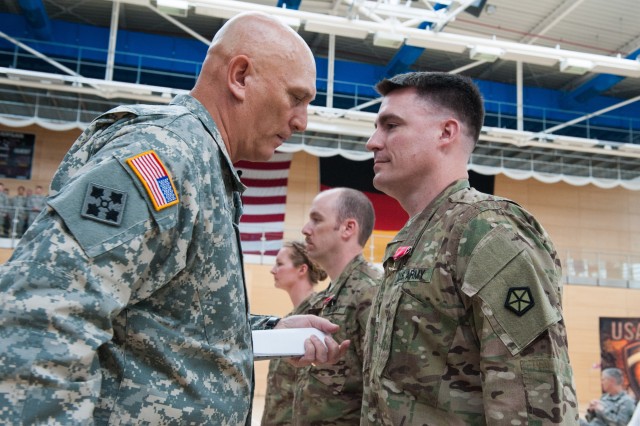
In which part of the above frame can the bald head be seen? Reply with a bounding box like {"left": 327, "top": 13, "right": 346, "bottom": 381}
{"left": 210, "top": 12, "right": 312, "bottom": 61}
{"left": 191, "top": 12, "right": 316, "bottom": 162}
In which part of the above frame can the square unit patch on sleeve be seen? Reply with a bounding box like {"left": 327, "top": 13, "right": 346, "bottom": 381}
{"left": 81, "top": 183, "right": 127, "bottom": 226}
{"left": 126, "top": 150, "right": 179, "bottom": 211}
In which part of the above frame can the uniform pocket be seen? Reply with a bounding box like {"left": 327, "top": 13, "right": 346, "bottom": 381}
{"left": 379, "top": 272, "right": 457, "bottom": 407}
{"left": 463, "top": 226, "right": 561, "bottom": 356}
{"left": 521, "top": 358, "right": 578, "bottom": 423}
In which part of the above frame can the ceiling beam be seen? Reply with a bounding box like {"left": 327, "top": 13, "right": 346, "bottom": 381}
{"left": 175, "top": 0, "right": 640, "bottom": 78}
{"left": 519, "top": 0, "right": 587, "bottom": 45}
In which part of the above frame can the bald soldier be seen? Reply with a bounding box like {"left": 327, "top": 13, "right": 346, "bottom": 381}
{"left": 362, "top": 72, "right": 579, "bottom": 424}
{"left": 0, "top": 12, "right": 348, "bottom": 425}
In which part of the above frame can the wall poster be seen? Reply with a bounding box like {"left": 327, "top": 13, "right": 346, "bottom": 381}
{"left": 0, "top": 131, "right": 35, "bottom": 180}
{"left": 600, "top": 317, "right": 640, "bottom": 400}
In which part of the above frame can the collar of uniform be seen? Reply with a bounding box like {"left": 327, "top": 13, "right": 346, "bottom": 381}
{"left": 384, "top": 179, "right": 470, "bottom": 262}
{"left": 321, "top": 254, "right": 366, "bottom": 297}
{"left": 170, "top": 94, "right": 245, "bottom": 193}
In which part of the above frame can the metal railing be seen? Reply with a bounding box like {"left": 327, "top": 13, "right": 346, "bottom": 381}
{"left": 2, "top": 37, "right": 640, "bottom": 145}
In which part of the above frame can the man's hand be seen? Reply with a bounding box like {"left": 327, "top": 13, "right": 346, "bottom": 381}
{"left": 275, "top": 314, "right": 350, "bottom": 367}
{"left": 590, "top": 400, "right": 604, "bottom": 413}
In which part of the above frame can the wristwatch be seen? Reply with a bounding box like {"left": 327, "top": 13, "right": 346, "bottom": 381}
{"left": 264, "top": 316, "right": 281, "bottom": 329}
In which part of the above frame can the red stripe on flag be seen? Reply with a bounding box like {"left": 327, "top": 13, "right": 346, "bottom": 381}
{"left": 241, "top": 232, "right": 284, "bottom": 241}
{"left": 241, "top": 178, "right": 288, "bottom": 187}
{"left": 243, "top": 250, "right": 280, "bottom": 256}
{"left": 236, "top": 161, "right": 291, "bottom": 171}
{"left": 241, "top": 196, "right": 287, "bottom": 205}
{"left": 240, "top": 213, "right": 285, "bottom": 223}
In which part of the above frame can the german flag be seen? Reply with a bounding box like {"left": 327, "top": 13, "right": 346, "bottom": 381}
{"left": 320, "top": 156, "right": 494, "bottom": 262}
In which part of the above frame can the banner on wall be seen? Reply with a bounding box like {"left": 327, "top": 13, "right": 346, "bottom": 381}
{"left": 599, "top": 317, "right": 640, "bottom": 400}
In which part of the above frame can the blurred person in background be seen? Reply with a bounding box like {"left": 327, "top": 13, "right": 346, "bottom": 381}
{"left": 26, "top": 184, "right": 47, "bottom": 229}
{"left": 262, "top": 240, "right": 328, "bottom": 425}
{"left": 580, "top": 368, "right": 635, "bottom": 426}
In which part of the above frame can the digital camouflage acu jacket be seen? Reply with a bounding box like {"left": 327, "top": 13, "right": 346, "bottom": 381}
{"left": 362, "top": 179, "right": 579, "bottom": 425}
{"left": 0, "top": 94, "right": 270, "bottom": 425}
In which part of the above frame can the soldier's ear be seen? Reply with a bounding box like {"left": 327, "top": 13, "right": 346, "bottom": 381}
{"left": 439, "top": 118, "right": 461, "bottom": 148}
{"left": 341, "top": 218, "right": 357, "bottom": 240}
{"left": 297, "top": 263, "right": 308, "bottom": 277}
{"left": 227, "top": 55, "right": 252, "bottom": 101}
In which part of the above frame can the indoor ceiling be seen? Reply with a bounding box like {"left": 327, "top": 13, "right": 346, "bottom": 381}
{"left": 1, "top": 0, "right": 639, "bottom": 97}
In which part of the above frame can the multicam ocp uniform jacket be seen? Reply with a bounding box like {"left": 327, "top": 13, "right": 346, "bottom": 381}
{"left": 0, "top": 94, "right": 270, "bottom": 425}
{"left": 362, "top": 179, "right": 579, "bottom": 425}
{"left": 278, "top": 255, "right": 381, "bottom": 425}
{"left": 261, "top": 293, "right": 317, "bottom": 426}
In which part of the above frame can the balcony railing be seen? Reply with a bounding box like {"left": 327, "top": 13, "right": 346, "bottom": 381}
{"left": 2, "top": 37, "right": 640, "bottom": 145}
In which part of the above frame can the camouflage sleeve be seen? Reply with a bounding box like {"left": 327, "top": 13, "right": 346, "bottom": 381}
{"left": 250, "top": 314, "right": 278, "bottom": 330}
{"left": 352, "top": 270, "right": 380, "bottom": 363}
{"left": 0, "top": 137, "right": 197, "bottom": 423}
{"left": 261, "top": 358, "right": 298, "bottom": 426}
{"left": 460, "top": 220, "right": 578, "bottom": 424}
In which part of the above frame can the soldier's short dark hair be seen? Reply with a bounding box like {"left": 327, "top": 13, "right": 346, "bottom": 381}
{"left": 334, "top": 188, "right": 375, "bottom": 247}
{"left": 375, "top": 71, "right": 484, "bottom": 145}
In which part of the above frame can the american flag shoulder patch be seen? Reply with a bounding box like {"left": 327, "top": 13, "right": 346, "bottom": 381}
{"left": 126, "top": 150, "right": 179, "bottom": 211}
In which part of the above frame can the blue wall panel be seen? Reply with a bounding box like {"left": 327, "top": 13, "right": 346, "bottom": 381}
{"left": 1, "top": 12, "right": 638, "bottom": 140}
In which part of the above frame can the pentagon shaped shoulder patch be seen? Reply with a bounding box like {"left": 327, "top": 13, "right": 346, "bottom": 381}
{"left": 504, "top": 286, "right": 534, "bottom": 316}
{"left": 81, "top": 183, "right": 127, "bottom": 226}
{"left": 126, "top": 150, "right": 179, "bottom": 211}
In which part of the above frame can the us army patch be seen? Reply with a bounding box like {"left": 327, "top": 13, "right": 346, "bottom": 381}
{"left": 504, "top": 287, "right": 534, "bottom": 316}
{"left": 81, "top": 183, "right": 127, "bottom": 226}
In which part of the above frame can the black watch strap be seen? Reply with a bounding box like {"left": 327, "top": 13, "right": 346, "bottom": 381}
{"left": 265, "top": 316, "right": 281, "bottom": 329}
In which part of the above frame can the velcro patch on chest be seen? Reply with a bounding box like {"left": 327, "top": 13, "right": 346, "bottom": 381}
{"left": 126, "top": 150, "right": 179, "bottom": 211}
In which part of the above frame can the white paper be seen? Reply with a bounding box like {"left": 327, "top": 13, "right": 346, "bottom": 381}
{"left": 252, "top": 328, "right": 327, "bottom": 359}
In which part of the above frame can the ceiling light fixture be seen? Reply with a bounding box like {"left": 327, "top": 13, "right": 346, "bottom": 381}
{"left": 559, "top": 58, "right": 594, "bottom": 75}
{"left": 469, "top": 45, "right": 504, "bottom": 62}
{"left": 157, "top": 0, "right": 189, "bottom": 17}
{"left": 304, "top": 20, "right": 369, "bottom": 39}
{"left": 373, "top": 31, "right": 405, "bottom": 49}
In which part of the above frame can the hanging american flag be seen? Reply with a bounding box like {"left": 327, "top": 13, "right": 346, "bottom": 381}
{"left": 236, "top": 151, "right": 293, "bottom": 257}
